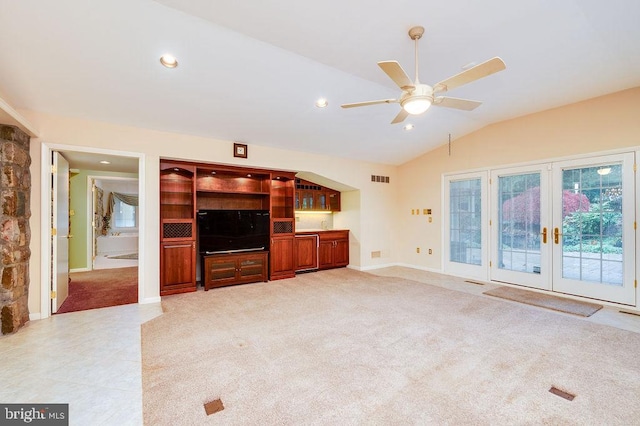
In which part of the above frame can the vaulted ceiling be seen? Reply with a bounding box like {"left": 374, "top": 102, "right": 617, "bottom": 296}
{"left": 1, "top": 1, "right": 639, "bottom": 165}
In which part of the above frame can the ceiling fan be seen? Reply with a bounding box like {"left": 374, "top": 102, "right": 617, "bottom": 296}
{"left": 341, "top": 26, "right": 506, "bottom": 124}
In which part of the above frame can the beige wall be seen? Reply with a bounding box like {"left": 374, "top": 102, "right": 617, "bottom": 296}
{"left": 24, "top": 111, "right": 400, "bottom": 317}
{"left": 398, "top": 87, "right": 640, "bottom": 270}
{"left": 21, "top": 86, "right": 640, "bottom": 317}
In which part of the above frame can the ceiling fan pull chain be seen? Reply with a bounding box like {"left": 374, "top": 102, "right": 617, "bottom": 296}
{"left": 414, "top": 36, "right": 420, "bottom": 84}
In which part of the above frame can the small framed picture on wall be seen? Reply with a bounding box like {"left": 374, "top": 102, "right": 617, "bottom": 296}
{"left": 233, "top": 143, "right": 248, "bottom": 158}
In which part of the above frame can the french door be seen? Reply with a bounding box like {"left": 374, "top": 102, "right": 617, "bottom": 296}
{"left": 551, "top": 153, "right": 635, "bottom": 305}
{"left": 486, "top": 153, "right": 636, "bottom": 305}
{"left": 490, "top": 165, "right": 550, "bottom": 290}
{"left": 443, "top": 172, "right": 488, "bottom": 280}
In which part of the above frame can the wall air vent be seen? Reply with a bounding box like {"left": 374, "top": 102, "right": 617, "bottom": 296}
{"left": 371, "top": 175, "right": 390, "bottom": 183}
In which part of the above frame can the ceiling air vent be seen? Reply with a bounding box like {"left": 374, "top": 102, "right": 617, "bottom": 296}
{"left": 371, "top": 175, "right": 390, "bottom": 183}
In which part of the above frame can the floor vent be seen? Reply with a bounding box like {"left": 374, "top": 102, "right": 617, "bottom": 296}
{"left": 204, "top": 399, "right": 224, "bottom": 415}
{"left": 464, "top": 280, "right": 485, "bottom": 286}
{"left": 549, "top": 386, "right": 575, "bottom": 401}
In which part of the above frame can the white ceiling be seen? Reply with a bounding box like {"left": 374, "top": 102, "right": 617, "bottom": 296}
{"left": 0, "top": 0, "right": 639, "bottom": 165}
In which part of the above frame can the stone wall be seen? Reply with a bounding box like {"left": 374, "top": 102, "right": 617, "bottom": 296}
{"left": 0, "top": 125, "right": 31, "bottom": 334}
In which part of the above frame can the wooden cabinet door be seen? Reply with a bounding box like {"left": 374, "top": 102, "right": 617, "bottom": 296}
{"left": 301, "top": 191, "right": 315, "bottom": 210}
{"left": 316, "top": 192, "right": 328, "bottom": 210}
{"left": 295, "top": 235, "right": 318, "bottom": 271}
{"left": 328, "top": 192, "right": 341, "bottom": 211}
{"left": 161, "top": 242, "right": 196, "bottom": 295}
{"left": 318, "top": 240, "right": 335, "bottom": 269}
{"left": 238, "top": 253, "right": 268, "bottom": 283}
{"left": 270, "top": 236, "right": 295, "bottom": 279}
{"left": 204, "top": 255, "right": 238, "bottom": 290}
{"left": 334, "top": 239, "right": 349, "bottom": 267}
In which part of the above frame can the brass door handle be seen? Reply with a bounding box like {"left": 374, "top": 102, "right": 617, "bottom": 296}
{"left": 540, "top": 227, "right": 547, "bottom": 244}
{"left": 554, "top": 227, "right": 561, "bottom": 244}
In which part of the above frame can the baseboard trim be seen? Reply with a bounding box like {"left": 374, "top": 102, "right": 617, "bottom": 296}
{"left": 394, "top": 263, "right": 442, "bottom": 273}
{"left": 69, "top": 267, "right": 91, "bottom": 273}
{"left": 350, "top": 263, "right": 443, "bottom": 273}
{"left": 357, "top": 263, "right": 399, "bottom": 271}
{"left": 140, "top": 297, "right": 161, "bottom": 305}
{"left": 29, "top": 312, "right": 42, "bottom": 321}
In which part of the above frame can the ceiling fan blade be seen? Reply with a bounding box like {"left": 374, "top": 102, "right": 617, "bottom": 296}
{"left": 434, "top": 96, "right": 482, "bottom": 111}
{"left": 378, "top": 61, "right": 414, "bottom": 90}
{"left": 433, "top": 57, "right": 506, "bottom": 94}
{"left": 341, "top": 99, "right": 398, "bottom": 109}
{"left": 391, "top": 109, "right": 409, "bottom": 124}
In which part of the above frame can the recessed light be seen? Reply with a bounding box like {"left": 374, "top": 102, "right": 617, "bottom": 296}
{"left": 315, "top": 98, "right": 328, "bottom": 108}
{"left": 247, "top": 174, "right": 252, "bottom": 177}
{"left": 403, "top": 124, "right": 414, "bottom": 131}
{"left": 99, "top": 160, "right": 111, "bottom": 164}
{"left": 173, "top": 168, "right": 179, "bottom": 172}
{"left": 160, "top": 54, "right": 178, "bottom": 68}
{"left": 211, "top": 171, "right": 216, "bottom": 175}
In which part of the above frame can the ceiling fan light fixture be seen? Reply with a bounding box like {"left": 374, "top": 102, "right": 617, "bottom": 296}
{"left": 402, "top": 97, "right": 432, "bottom": 115}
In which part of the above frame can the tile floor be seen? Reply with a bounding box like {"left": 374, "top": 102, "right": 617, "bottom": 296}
{"left": 0, "top": 302, "right": 162, "bottom": 425}
{"left": 1, "top": 266, "right": 638, "bottom": 425}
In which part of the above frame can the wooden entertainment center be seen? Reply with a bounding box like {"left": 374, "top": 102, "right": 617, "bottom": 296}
{"left": 160, "top": 159, "right": 347, "bottom": 296}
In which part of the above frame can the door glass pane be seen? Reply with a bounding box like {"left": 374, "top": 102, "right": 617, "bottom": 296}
{"left": 449, "top": 179, "right": 482, "bottom": 265}
{"left": 498, "top": 173, "right": 541, "bottom": 274}
{"left": 561, "top": 164, "right": 623, "bottom": 286}
{"left": 239, "top": 258, "right": 264, "bottom": 277}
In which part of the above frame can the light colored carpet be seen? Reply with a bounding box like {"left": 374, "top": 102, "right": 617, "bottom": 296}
{"left": 484, "top": 285, "right": 603, "bottom": 317}
{"left": 142, "top": 268, "right": 640, "bottom": 425}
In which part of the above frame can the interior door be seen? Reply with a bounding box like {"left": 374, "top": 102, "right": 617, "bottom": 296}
{"left": 491, "top": 165, "right": 550, "bottom": 290}
{"left": 552, "top": 153, "right": 635, "bottom": 305}
{"left": 51, "top": 152, "right": 70, "bottom": 313}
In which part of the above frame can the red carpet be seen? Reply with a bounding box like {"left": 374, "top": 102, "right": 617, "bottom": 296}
{"left": 56, "top": 267, "right": 138, "bottom": 314}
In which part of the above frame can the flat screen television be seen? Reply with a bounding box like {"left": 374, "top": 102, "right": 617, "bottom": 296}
{"left": 197, "top": 209, "right": 270, "bottom": 255}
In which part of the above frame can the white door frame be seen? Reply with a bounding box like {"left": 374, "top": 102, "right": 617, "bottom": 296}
{"left": 490, "top": 164, "right": 552, "bottom": 290}
{"left": 40, "top": 143, "right": 147, "bottom": 319}
{"left": 441, "top": 147, "right": 639, "bottom": 309}
{"left": 86, "top": 175, "right": 138, "bottom": 270}
{"left": 551, "top": 152, "right": 636, "bottom": 305}
{"left": 442, "top": 171, "right": 489, "bottom": 281}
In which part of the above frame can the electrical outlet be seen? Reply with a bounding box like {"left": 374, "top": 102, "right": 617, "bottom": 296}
{"left": 411, "top": 209, "right": 415, "bottom": 215}
{"left": 428, "top": 217, "right": 433, "bottom": 223}
{"left": 416, "top": 247, "right": 420, "bottom": 253}
{"left": 428, "top": 249, "right": 432, "bottom": 255}
{"left": 426, "top": 208, "right": 432, "bottom": 215}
